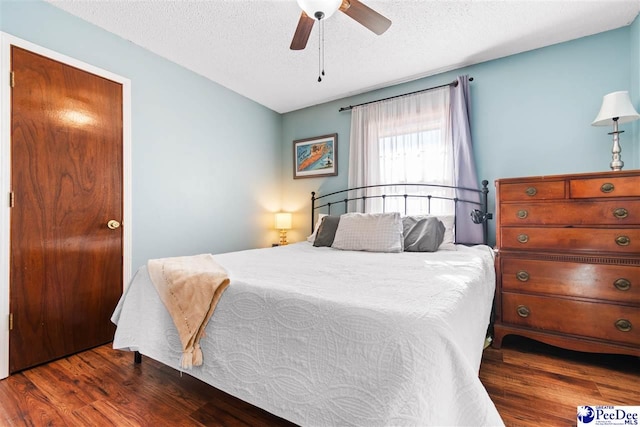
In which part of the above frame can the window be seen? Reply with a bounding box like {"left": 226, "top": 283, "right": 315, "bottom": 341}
{"left": 347, "top": 76, "right": 483, "bottom": 244}
{"left": 378, "top": 128, "right": 453, "bottom": 214}
{"left": 349, "top": 87, "right": 454, "bottom": 215}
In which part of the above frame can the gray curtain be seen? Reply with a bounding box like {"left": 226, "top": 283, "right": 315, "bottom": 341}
{"left": 451, "top": 75, "right": 483, "bottom": 244}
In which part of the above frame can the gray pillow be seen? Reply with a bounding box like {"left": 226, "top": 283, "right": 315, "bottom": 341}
{"left": 402, "top": 216, "right": 445, "bottom": 252}
{"left": 313, "top": 215, "right": 341, "bottom": 247}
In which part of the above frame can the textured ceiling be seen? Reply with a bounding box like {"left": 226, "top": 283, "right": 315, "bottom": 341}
{"left": 46, "top": 0, "right": 640, "bottom": 113}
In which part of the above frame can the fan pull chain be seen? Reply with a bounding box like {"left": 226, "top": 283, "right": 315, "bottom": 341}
{"left": 322, "top": 19, "right": 325, "bottom": 78}
{"left": 313, "top": 11, "right": 326, "bottom": 83}
{"left": 318, "top": 19, "right": 324, "bottom": 82}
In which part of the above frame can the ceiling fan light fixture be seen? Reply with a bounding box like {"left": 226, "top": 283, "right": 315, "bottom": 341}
{"left": 296, "top": 0, "right": 342, "bottom": 20}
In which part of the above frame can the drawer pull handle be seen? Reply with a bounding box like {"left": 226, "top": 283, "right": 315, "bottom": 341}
{"left": 517, "top": 210, "right": 528, "bottom": 219}
{"left": 615, "top": 319, "right": 632, "bottom": 332}
{"left": 516, "top": 270, "right": 530, "bottom": 282}
{"left": 615, "top": 235, "right": 631, "bottom": 246}
{"left": 525, "top": 187, "right": 537, "bottom": 197}
{"left": 601, "top": 182, "right": 615, "bottom": 193}
{"left": 517, "top": 234, "right": 529, "bottom": 244}
{"left": 613, "top": 208, "right": 629, "bottom": 219}
{"left": 614, "top": 278, "right": 631, "bottom": 291}
{"left": 516, "top": 305, "right": 530, "bottom": 318}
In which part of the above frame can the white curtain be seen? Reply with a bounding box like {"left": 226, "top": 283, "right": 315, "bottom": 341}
{"left": 348, "top": 87, "right": 454, "bottom": 215}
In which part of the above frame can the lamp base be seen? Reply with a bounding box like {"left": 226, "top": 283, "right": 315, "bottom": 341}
{"left": 608, "top": 120, "right": 624, "bottom": 171}
{"left": 279, "top": 230, "right": 288, "bottom": 246}
{"left": 610, "top": 159, "right": 624, "bottom": 172}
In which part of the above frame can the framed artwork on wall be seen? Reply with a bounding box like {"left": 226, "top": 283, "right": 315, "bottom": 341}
{"left": 293, "top": 133, "right": 338, "bottom": 179}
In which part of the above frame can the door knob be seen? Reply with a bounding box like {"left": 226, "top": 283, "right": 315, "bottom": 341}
{"left": 107, "top": 220, "right": 121, "bottom": 230}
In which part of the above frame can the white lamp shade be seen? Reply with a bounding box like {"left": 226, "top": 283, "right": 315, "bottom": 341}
{"left": 296, "top": 0, "right": 342, "bottom": 20}
{"left": 592, "top": 91, "right": 640, "bottom": 126}
{"left": 275, "top": 212, "right": 292, "bottom": 230}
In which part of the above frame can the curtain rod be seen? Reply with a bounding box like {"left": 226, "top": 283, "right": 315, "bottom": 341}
{"left": 338, "top": 77, "right": 474, "bottom": 112}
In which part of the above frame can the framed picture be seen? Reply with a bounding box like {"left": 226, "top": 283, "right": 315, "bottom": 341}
{"left": 293, "top": 133, "right": 338, "bottom": 179}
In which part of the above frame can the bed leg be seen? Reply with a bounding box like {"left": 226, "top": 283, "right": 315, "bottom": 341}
{"left": 134, "top": 351, "right": 142, "bottom": 364}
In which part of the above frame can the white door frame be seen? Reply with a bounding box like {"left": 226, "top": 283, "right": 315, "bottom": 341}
{"left": 0, "top": 32, "right": 132, "bottom": 379}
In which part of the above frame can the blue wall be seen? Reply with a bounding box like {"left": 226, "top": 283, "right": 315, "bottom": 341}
{"left": 282, "top": 26, "right": 638, "bottom": 245}
{"left": 631, "top": 15, "right": 640, "bottom": 165}
{"left": 1, "top": 1, "right": 283, "bottom": 269}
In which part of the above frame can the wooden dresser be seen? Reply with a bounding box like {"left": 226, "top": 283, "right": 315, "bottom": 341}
{"left": 493, "top": 170, "right": 640, "bottom": 356}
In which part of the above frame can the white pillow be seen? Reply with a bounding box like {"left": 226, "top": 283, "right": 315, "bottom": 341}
{"left": 435, "top": 214, "right": 456, "bottom": 250}
{"left": 331, "top": 212, "right": 404, "bottom": 253}
{"left": 306, "top": 213, "right": 327, "bottom": 242}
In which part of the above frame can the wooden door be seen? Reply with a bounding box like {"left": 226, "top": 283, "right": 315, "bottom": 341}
{"left": 9, "top": 46, "right": 123, "bottom": 373}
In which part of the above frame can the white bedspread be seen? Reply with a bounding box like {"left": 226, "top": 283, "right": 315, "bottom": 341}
{"left": 112, "top": 243, "right": 503, "bottom": 426}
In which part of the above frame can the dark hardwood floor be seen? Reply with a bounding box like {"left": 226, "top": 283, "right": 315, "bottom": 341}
{"left": 481, "top": 336, "right": 640, "bottom": 427}
{"left": 0, "top": 336, "right": 638, "bottom": 426}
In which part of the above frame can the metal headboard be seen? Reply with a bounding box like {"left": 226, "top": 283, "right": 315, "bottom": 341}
{"left": 311, "top": 181, "right": 493, "bottom": 245}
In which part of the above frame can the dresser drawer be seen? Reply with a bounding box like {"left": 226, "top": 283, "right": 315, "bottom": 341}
{"left": 502, "top": 292, "right": 639, "bottom": 346}
{"left": 498, "top": 181, "right": 565, "bottom": 201}
{"left": 500, "top": 200, "right": 640, "bottom": 226}
{"left": 501, "top": 258, "right": 640, "bottom": 304}
{"left": 570, "top": 176, "right": 640, "bottom": 199}
{"left": 501, "top": 227, "right": 640, "bottom": 253}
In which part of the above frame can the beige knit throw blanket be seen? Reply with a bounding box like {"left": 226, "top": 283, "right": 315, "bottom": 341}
{"left": 147, "top": 254, "right": 230, "bottom": 369}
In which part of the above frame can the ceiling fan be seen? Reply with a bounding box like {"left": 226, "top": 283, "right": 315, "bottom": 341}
{"left": 290, "top": 0, "right": 392, "bottom": 50}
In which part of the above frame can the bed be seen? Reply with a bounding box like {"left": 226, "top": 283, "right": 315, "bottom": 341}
{"left": 111, "top": 182, "right": 504, "bottom": 426}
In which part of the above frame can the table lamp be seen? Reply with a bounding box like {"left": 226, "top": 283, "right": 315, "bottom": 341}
{"left": 275, "top": 212, "right": 292, "bottom": 245}
{"left": 591, "top": 91, "right": 640, "bottom": 171}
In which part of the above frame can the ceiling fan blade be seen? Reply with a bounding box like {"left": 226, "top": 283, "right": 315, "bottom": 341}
{"left": 339, "top": 0, "right": 391, "bottom": 35}
{"left": 290, "top": 12, "right": 315, "bottom": 50}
